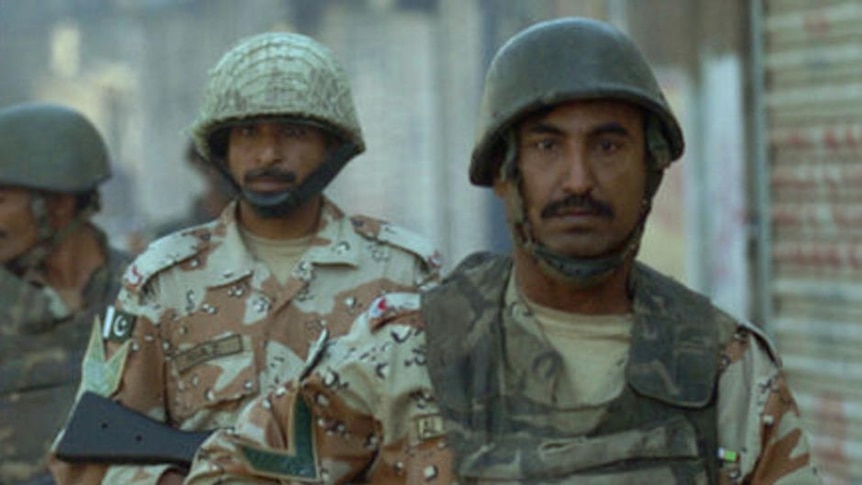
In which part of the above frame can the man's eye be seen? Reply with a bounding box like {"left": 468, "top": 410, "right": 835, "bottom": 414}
{"left": 598, "top": 139, "right": 622, "bottom": 153}
{"left": 535, "top": 139, "right": 557, "bottom": 150}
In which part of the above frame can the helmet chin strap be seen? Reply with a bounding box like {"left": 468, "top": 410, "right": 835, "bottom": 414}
{"left": 524, "top": 171, "right": 662, "bottom": 288}
{"left": 207, "top": 120, "right": 357, "bottom": 219}
{"left": 242, "top": 142, "right": 354, "bottom": 218}
{"left": 511, "top": 189, "right": 650, "bottom": 288}
{"left": 526, "top": 220, "right": 646, "bottom": 287}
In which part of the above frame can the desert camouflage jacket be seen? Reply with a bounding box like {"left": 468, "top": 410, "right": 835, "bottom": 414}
{"left": 185, "top": 253, "right": 820, "bottom": 484}
{"left": 0, "top": 230, "right": 130, "bottom": 484}
{"left": 49, "top": 198, "right": 440, "bottom": 485}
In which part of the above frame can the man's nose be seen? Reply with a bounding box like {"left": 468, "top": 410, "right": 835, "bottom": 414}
{"left": 559, "top": 148, "right": 595, "bottom": 195}
{"left": 255, "top": 135, "right": 283, "bottom": 165}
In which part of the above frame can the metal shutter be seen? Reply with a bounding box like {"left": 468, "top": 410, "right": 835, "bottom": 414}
{"left": 759, "top": 0, "right": 862, "bottom": 481}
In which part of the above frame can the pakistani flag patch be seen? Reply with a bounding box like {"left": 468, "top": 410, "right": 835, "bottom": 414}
{"left": 102, "top": 306, "right": 136, "bottom": 342}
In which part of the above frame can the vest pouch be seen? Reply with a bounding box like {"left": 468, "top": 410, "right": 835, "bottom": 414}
{"left": 458, "top": 416, "right": 706, "bottom": 483}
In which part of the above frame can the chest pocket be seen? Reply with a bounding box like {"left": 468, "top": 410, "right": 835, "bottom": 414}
{"left": 167, "top": 333, "right": 259, "bottom": 422}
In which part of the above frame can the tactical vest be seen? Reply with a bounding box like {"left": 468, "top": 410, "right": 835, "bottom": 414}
{"left": 0, "top": 242, "right": 131, "bottom": 483}
{"left": 422, "top": 253, "right": 737, "bottom": 484}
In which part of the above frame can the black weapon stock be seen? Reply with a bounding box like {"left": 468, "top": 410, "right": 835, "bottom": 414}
{"left": 55, "top": 391, "right": 212, "bottom": 467}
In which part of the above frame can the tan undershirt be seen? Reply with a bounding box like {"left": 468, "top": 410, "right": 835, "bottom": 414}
{"left": 241, "top": 229, "right": 313, "bottom": 285}
{"left": 513, "top": 276, "right": 635, "bottom": 408}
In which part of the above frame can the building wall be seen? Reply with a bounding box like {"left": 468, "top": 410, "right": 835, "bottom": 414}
{"left": 755, "top": 0, "right": 862, "bottom": 481}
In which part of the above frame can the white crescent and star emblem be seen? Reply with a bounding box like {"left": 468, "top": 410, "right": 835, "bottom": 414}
{"left": 102, "top": 306, "right": 136, "bottom": 342}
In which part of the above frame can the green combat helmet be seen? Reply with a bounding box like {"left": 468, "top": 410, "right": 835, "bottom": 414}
{"left": 189, "top": 32, "right": 365, "bottom": 217}
{"left": 0, "top": 102, "right": 111, "bottom": 269}
{"left": 0, "top": 103, "right": 110, "bottom": 192}
{"left": 471, "top": 17, "right": 685, "bottom": 285}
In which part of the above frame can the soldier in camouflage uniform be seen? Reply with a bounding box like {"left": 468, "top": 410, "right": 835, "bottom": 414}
{"left": 185, "top": 18, "right": 821, "bottom": 484}
{"left": 0, "top": 103, "right": 132, "bottom": 484}
{"left": 49, "top": 32, "right": 440, "bottom": 485}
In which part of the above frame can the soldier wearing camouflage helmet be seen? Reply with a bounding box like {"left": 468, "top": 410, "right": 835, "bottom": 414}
{"left": 190, "top": 31, "right": 365, "bottom": 219}
{"left": 185, "top": 18, "right": 819, "bottom": 484}
{"left": 50, "top": 31, "right": 441, "bottom": 485}
{"left": 0, "top": 102, "right": 132, "bottom": 484}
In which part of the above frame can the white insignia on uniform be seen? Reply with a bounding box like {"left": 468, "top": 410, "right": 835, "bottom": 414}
{"left": 112, "top": 313, "right": 132, "bottom": 338}
{"left": 413, "top": 414, "right": 445, "bottom": 443}
{"left": 102, "top": 305, "right": 136, "bottom": 342}
{"left": 102, "top": 306, "right": 116, "bottom": 339}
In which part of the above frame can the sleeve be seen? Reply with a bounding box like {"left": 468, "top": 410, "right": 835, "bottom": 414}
{"left": 716, "top": 325, "right": 822, "bottom": 484}
{"left": 49, "top": 277, "right": 174, "bottom": 485}
{"left": 185, "top": 380, "right": 370, "bottom": 485}
{"left": 187, "top": 293, "right": 454, "bottom": 484}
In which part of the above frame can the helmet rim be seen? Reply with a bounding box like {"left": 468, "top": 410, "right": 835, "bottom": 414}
{"left": 469, "top": 17, "right": 684, "bottom": 187}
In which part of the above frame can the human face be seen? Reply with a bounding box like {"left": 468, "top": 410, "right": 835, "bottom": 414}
{"left": 226, "top": 119, "right": 329, "bottom": 197}
{"left": 0, "top": 186, "right": 39, "bottom": 264}
{"left": 501, "top": 100, "right": 647, "bottom": 258}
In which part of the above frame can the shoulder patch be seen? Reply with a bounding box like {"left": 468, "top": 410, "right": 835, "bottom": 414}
{"left": 82, "top": 320, "right": 130, "bottom": 397}
{"left": 102, "top": 306, "right": 136, "bottom": 342}
{"left": 366, "top": 293, "right": 422, "bottom": 332}
{"left": 350, "top": 215, "right": 443, "bottom": 270}
{"left": 122, "top": 228, "right": 208, "bottom": 292}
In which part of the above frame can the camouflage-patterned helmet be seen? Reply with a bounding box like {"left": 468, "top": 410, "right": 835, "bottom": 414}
{"left": 470, "top": 17, "right": 684, "bottom": 186}
{"left": 0, "top": 102, "right": 111, "bottom": 192}
{"left": 190, "top": 31, "right": 365, "bottom": 162}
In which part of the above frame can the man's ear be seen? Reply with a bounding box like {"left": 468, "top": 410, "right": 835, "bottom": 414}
{"left": 492, "top": 175, "right": 510, "bottom": 198}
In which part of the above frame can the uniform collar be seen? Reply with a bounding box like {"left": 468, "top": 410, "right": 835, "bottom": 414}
{"left": 301, "top": 198, "right": 362, "bottom": 268}
{"left": 201, "top": 197, "right": 360, "bottom": 288}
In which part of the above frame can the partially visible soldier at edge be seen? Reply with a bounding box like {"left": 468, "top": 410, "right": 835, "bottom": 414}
{"left": 185, "top": 18, "right": 820, "bottom": 484}
{"left": 49, "top": 31, "right": 441, "bottom": 485}
{"left": 0, "top": 103, "right": 132, "bottom": 484}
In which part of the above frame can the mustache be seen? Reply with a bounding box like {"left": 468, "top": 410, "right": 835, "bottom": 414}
{"left": 243, "top": 167, "right": 298, "bottom": 184}
{"left": 541, "top": 194, "right": 614, "bottom": 219}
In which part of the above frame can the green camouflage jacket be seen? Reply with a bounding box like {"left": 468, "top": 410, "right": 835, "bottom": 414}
{"left": 185, "top": 253, "right": 820, "bottom": 484}
{"left": 0, "top": 230, "right": 130, "bottom": 484}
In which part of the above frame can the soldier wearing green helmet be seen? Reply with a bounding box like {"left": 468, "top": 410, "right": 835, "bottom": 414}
{"left": 185, "top": 18, "right": 819, "bottom": 485}
{"left": 51, "top": 31, "right": 440, "bottom": 485}
{"left": 0, "top": 102, "right": 132, "bottom": 484}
